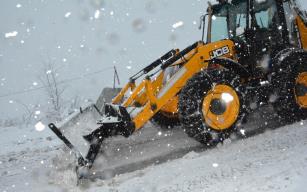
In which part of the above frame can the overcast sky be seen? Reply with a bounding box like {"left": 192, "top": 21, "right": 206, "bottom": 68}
{"left": 0, "top": 0, "right": 307, "bottom": 120}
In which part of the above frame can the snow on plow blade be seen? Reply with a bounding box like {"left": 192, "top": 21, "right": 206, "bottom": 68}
{"left": 48, "top": 103, "right": 135, "bottom": 179}
{"left": 48, "top": 88, "right": 126, "bottom": 171}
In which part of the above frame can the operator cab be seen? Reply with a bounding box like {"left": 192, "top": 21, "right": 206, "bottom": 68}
{"left": 206, "top": 0, "right": 291, "bottom": 74}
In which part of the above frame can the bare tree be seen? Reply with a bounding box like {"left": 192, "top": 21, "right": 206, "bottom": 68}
{"left": 39, "top": 60, "right": 65, "bottom": 121}
{"left": 15, "top": 100, "right": 36, "bottom": 125}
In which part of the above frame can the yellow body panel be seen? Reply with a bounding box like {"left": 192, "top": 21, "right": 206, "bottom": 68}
{"left": 160, "top": 96, "right": 179, "bottom": 115}
{"left": 122, "top": 81, "right": 146, "bottom": 107}
{"left": 112, "top": 82, "right": 135, "bottom": 104}
{"left": 297, "top": 16, "right": 307, "bottom": 50}
{"left": 121, "top": 70, "right": 165, "bottom": 107}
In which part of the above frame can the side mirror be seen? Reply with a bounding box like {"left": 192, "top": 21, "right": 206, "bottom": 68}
{"left": 199, "top": 14, "right": 208, "bottom": 42}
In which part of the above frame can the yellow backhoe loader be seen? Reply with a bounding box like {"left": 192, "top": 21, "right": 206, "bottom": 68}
{"left": 49, "top": 0, "right": 307, "bottom": 178}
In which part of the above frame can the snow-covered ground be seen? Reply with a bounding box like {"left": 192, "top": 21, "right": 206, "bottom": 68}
{"left": 1, "top": 113, "right": 307, "bottom": 192}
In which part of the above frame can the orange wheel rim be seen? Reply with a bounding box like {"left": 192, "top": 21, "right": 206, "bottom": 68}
{"left": 202, "top": 84, "right": 240, "bottom": 131}
{"left": 295, "top": 72, "right": 307, "bottom": 108}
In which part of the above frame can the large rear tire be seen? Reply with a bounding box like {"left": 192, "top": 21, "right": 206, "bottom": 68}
{"left": 178, "top": 69, "right": 245, "bottom": 145}
{"left": 272, "top": 51, "right": 307, "bottom": 122}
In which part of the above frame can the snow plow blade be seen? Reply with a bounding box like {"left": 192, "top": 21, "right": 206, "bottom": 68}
{"left": 48, "top": 104, "right": 135, "bottom": 175}
{"left": 48, "top": 123, "right": 87, "bottom": 167}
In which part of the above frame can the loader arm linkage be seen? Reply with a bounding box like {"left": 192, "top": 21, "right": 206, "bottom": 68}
{"left": 48, "top": 39, "right": 236, "bottom": 175}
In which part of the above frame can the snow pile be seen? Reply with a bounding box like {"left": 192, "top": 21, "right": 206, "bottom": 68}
{"left": 1, "top": 118, "right": 307, "bottom": 192}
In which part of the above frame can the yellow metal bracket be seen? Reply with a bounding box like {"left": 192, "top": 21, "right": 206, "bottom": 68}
{"left": 122, "top": 81, "right": 145, "bottom": 107}
{"left": 112, "top": 81, "right": 136, "bottom": 104}
{"left": 144, "top": 76, "right": 158, "bottom": 111}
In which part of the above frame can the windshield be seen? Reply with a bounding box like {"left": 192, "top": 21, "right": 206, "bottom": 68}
{"left": 209, "top": 0, "right": 280, "bottom": 42}
{"left": 210, "top": 2, "right": 247, "bottom": 42}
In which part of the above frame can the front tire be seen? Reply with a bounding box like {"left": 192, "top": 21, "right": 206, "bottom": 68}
{"left": 178, "top": 69, "right": 245, "bottom": 145}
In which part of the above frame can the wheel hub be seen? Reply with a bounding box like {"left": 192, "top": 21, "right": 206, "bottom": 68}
{"left": 209, "top": 99, "right": 227, "bottom": 115}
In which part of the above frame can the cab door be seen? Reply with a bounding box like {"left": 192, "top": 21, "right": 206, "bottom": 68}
{"left": 242, "top": 0, "right": 290, "bottom": 73}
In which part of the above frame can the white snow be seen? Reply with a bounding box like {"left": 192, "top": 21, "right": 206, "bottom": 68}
{"left": 1, "top": 106, "right": 307, "bottom": 192}
{"left": 260, "top": 55, "right": 270, "bottom": 71}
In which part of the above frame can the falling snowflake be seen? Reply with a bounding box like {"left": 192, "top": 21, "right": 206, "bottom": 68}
{"left": 65, "top": 12, "right": 71, "bottom": 18}
{"left": 94, "top": 10, "right": 100, "bottom": 19}
{"left": 35, "top": 111, "right": 41, "bottom": 115}
{"left": 172, "top": 21, "right": 184, "bottom": 29}
{"left": 5, "top": 31, "right": 18, "bottom": 38}
{"left": 35, "top": 122, "right": 45, "bottom": 132}
{"left": 212, "top": 163, "right": 219, "bottom": 168}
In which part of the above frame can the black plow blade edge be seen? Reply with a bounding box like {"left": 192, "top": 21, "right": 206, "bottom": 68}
{"left": 48, "top": 123, "right": 86, "bottom": 166}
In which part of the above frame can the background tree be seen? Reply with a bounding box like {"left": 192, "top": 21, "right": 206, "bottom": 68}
{"left": 39, "top": 60, "right": 65, "bottom": 121}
